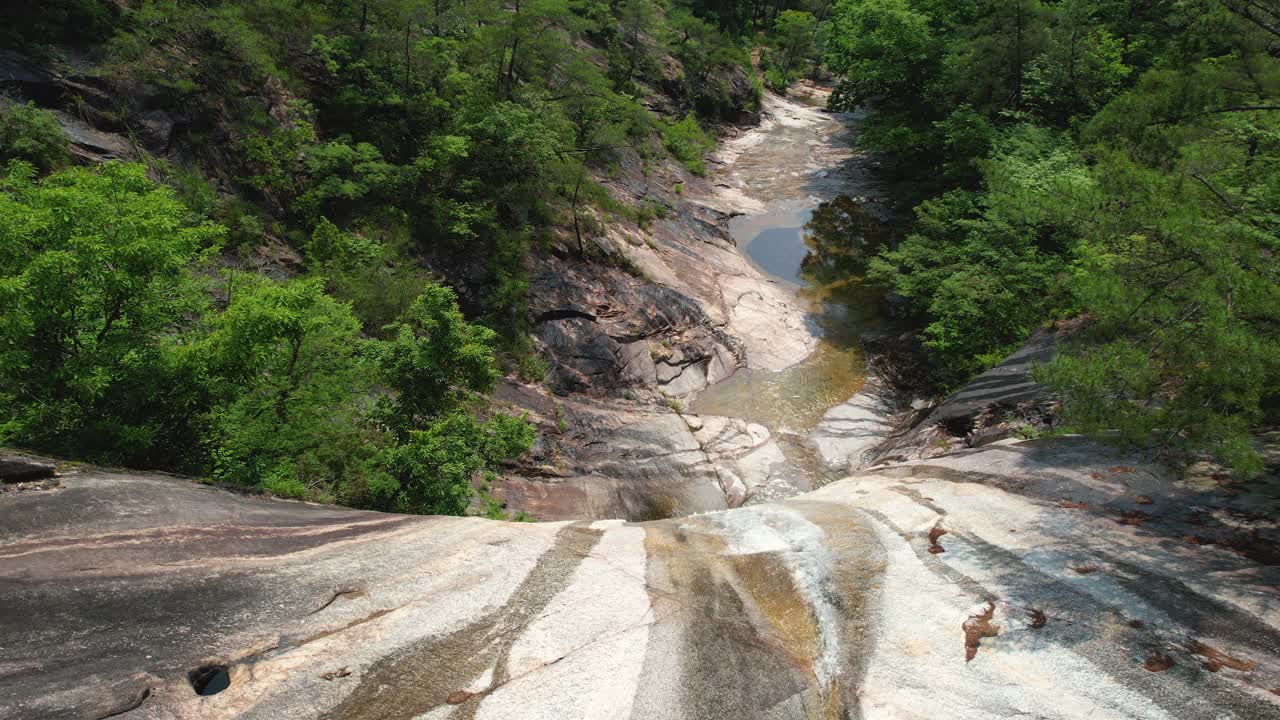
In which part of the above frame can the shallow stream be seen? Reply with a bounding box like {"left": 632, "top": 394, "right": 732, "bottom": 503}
{"left": 691, "top": 89, "right": 893, "bottom": 437}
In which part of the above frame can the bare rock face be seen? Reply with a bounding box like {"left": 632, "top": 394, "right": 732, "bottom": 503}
{"left": 521, "top": 101, "right": 821, "bottom": 402}
{"left": 527, "top": 212, "right": 814, "bottom": 399}
{"left": 818, "top": 327, "right": 1072, "bottom": 473}
{"left": 0, "top": 51, "right": 179, "bottom": 161}
{"left": 3, "top": 437, "right": 1278, "bottom": 720}
{"left": 494, "top": 382, "right": 796, "bottom": 521}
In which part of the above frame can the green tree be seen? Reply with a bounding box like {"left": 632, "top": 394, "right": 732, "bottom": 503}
{"left": 0, "top": 103, "right": 69, "bottom": 173}
{"left": 371, "top": 283, "right": 503, "bottom": 436}
{"left": 826, "top": 0, "right": 937, "bottom": 110}
{"left": 660, "top": 112, "right": 716, "bottom": 175}
{"left": 202, "top": 275, "right": 379, "bottom": 497}
{"left": 939, "top": 0, "right": 1048, "bottom": 114}
{"left": 1026, "top": 0, "right": 1131, "bottom": 120}
{"left": 772, "top": 10, "right": 818, "bottom": 81}
{"left": 383, "top": 411, "right": 534, "bottom": 515}
{"left": 0, "top": 162, "right": 222, "bottom": 462}
{"left": 867, "top": 125, "right": 1090, "bottom": 386}
{"left": 370, "top": 284, "right": 533, "bottom": 514}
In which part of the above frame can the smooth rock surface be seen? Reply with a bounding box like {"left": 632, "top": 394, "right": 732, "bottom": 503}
{"left": 3, "top": 436, "right": 1278, "bottom": 719}
{"left": 808, "top": 374, "right": 898, "bottom": 473}
{"left": 494, "top": 382, "right": 785, "bottom": 520}
{"left": 922, "top": 327, "right": 1059, "bottom": 431}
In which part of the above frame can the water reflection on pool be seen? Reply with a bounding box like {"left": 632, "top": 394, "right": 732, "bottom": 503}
{"left": 691, "top": 197, "right": 889, "bottom": 434}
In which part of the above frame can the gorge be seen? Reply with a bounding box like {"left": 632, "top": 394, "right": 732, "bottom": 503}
{"left": 3, "top": 0, "right": 1280, "bottom": 717}
{"left": 4, "top": 83, "right": 1280, "bottom": 720}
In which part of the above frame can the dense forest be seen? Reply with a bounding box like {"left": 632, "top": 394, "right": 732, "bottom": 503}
{"left": 0, "top": 0, "right": 806, "bottom": 514}
{"left": 824, "top": 0, "right": 1279, "bottom": 475}
{"left": 1, "top": 0, "right": 1277, "bottom": 516}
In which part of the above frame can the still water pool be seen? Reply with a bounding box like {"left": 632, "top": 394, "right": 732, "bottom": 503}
{"left": 691, "top": 197, "right": 889, "bottom": 434}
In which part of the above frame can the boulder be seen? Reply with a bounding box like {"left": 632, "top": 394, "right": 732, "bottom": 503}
{"left": 924, "top": 327, "right": 1059, "bottom": 432}
{"left": 865, "top": 328, "right": 1069, "bottom": 466}
{"left": 0, "top": 451, "right": 55, "bottom": 483}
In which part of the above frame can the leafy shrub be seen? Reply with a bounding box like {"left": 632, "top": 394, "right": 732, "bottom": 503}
{"left": 764, "top": 67, "right": 791, "bottom": 93}
{"left": 0, "top": 103, "right": 68, "bottom": 173}
{"left": 0, "top": 162, "right": 222, "bottom": 464}
{"left": 660, "top": 113, "right": 715, "bottom": 175}
{"left": 202, "top": 275, "right": 375, "bottom": 491}
{"left": 382, "top": 412, "right": 534, "bottom": 516}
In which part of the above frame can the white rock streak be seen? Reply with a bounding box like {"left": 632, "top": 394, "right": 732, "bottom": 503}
{"left": 474, "top": 525, "right": 652, "bottom": 720}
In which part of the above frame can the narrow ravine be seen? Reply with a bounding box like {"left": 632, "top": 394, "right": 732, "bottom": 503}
{"left": 690, "top": 84, "right": 895, "bottom": 483}
{"left": 497, "top": 85, "right": 902, "bottom": 518}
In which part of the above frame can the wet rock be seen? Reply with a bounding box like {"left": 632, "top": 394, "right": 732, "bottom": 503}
{"left": 809, "top": 374, "right": 898, "bottom": 472}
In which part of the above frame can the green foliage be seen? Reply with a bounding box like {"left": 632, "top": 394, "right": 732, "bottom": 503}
{"left": 934, "top": 105, "right": 993, "bottom": 184}
{"left": 827, "top": 0, "right": 936, "bottom": 110}
{"left": 1037, "top": 143, "right": 1280, "bottom": 475}
{"left": 202, "top": 275, "right": 375, "bottom": 493}
{"left": 660, "top": 113, "right": 716, "bottom": 175}
{"left": 0, "top": 103, "right": 69, "bottom": 173}
{"left": 0, "top": 162, "right": 222, "bottom": 464}
{"left": 382, "top": 412, "right": 534, "bottom": 515}
{"left": 516, "top": 351, "right": 551, "bottom": 384}
{"left": 20, "top": 0, "right": 760, "bottom": 333}
{"left": 371, "top": 284, "right": 502, "bottom": 438}
{"left": 2, "top": 0, "right": 117, "bottom": 47}
{"left": 828, "top": 0, "right": 1280, "bottom": 472}
{"left": 0, "top": 161, "right": 532, "bottom": 514}
{"left": 868, "top": 125, "right": 1088, "bottom": 385}
{"left": 306, "top": 218, "right": 382, "bottom": 270}
{"left": 762, "top": 10, "right": 819, "bottom": 90}
{"left": 327, "top": 261, "right": 432, "bottom": 338}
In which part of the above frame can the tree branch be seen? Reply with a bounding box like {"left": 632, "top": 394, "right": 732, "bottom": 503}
{"left": 1190, "top": 172, "right": 1242, "bottom": 213}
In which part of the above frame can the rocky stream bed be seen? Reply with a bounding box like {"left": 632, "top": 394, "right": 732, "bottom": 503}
{"left": 496, "top": 84, "right": 911, "bottom": 520}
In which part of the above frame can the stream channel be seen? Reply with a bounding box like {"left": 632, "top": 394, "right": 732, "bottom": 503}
{"left": 690, "top": 87, "right": 895, "bottom": 479}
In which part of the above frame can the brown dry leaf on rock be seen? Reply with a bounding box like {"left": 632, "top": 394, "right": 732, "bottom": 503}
{"left": 963, "top": 602, "right": 1000, "bottom": 662}
{"left": 927, "top": 525, "right": 948, "bottom": 554}
{"left": 447, "top": 690, "right": 476, "bottom": 705}
{"left": 1143, "top": 652, "right": 1175, "bottom": 672}
{"left": 1189, "top": 641, "right": 1255, "bottom": 673}
{"left": 1026, "top": 608, "right": 1047, "bottom": 629}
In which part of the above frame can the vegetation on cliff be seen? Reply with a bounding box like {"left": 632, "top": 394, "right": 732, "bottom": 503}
{"left": 5, "top": 0, "right": 1272, "bottom": 504}
{"left": 0, "top": 0, "right": 825, "bottom": 512}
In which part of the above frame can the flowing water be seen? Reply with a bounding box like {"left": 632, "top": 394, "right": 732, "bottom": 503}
{"left": 691, "top": 90, "right": 893, "bottom": 436}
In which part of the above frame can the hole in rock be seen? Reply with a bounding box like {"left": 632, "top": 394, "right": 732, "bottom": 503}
{"left": 189, "top": 664, "right": 230, "bottom": 696}
{"left": 941, "top": 415, "right": 976, "bottom": 438}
